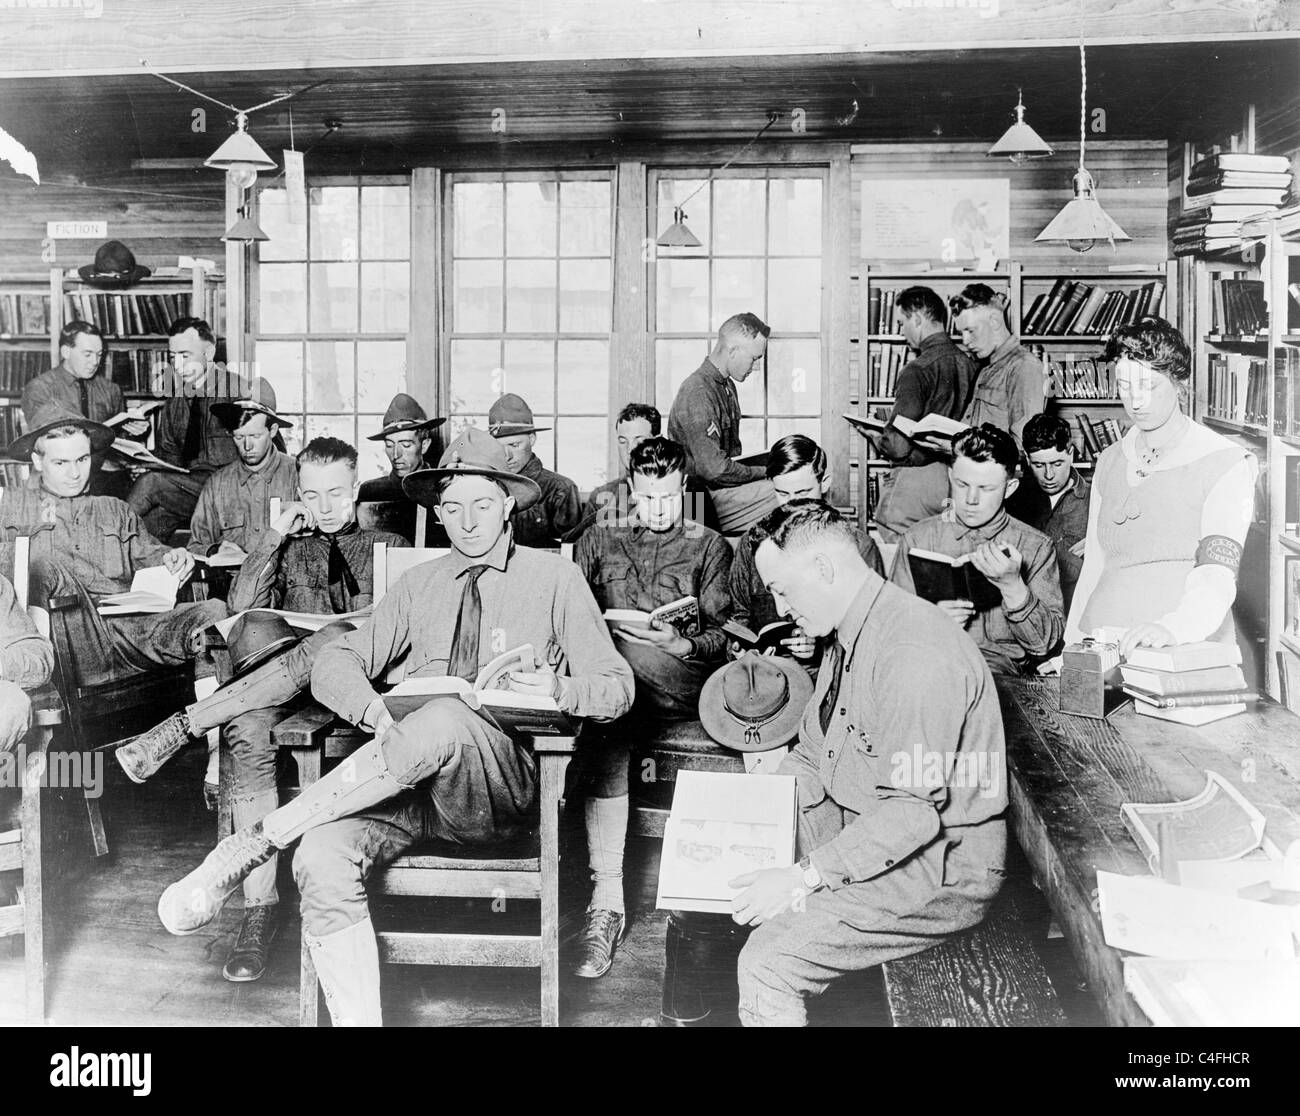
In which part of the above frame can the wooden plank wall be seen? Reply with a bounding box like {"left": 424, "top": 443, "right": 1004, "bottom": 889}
{"left": 0, "top": 171, "right": 225, "bottom": 280}
{"left": 846, "top": 140, "right": 1170, "bottom": 512}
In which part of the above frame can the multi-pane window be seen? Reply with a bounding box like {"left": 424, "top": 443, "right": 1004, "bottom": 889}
{"left": 446, "top": 172, "right": 614, "bottom": 490}
{"left": 254, "top": 181, "right": 411, "bottom": 479}
{"left": 651, "top": 169, "right": 825, "bottom": 453}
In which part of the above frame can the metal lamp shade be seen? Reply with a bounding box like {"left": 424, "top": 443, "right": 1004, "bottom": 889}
{"left": 205, "top": 128, "right": 278, "bottom": 174}
{"left": 1036, "top": 168, "right": 1130, "bottom": 252}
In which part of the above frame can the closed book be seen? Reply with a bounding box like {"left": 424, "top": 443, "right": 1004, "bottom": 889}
{"left": 1119, "top": 663, "right": 1246, "bottom": 695}
{"left": 1069, "top": 285, "right": 1109, "bottom": 335}
{"left": 1125, "top": 640, "right": 1242, "bottom": 672}
{"left": 1182, "top": 204, "right": 1280, "bottom": 221}
{"left": 1122, "top": 686, "right": 1258, "bottom": 709}
{"left": 1044, "top": 281, "right": 1082, "bottom": 334}
{"left": 1133, "top": 700, "right": 1247, "bottom": 726}
{"left": 1190, "top": 152, "right": 1292, "bottom": 175}
{"left": 906, "top": 546, "right": 1002, "bottom": 611}
{"left": 1181, "top": 188, "right": 1286, "bottom": 208}
{"left": 1187, "top": 172, "right": 1293, "bottom": 192}
{"left": 1025, "top": 278, "right": 1070, "bottom": 334}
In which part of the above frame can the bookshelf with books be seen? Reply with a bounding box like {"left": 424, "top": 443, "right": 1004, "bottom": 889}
{"left": 0, "top": 276, "right": 55, "bottom": 402}
{"left": 1246, "top": 204, "right": 1300, "bottom": 707}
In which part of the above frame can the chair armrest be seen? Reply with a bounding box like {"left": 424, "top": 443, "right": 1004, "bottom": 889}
{"left": 530, "top": 734, "right": 577, "bottom": 755}
{"left": 47, "top": 593, "right": 80, "bottom": 612}
{"left": 24, "top": 682, "right": 64, "bottom": 728}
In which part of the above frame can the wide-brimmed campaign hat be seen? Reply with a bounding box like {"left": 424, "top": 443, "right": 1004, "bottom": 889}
{"left": 402, "top": 425, "right": 541, "bottom": 512}
{"left": 4, "top": 406, "right": 115, "bottom": 461}
{"left": 488, "top": 393, "right": 550, "bottom": 437}
{"left": 211, "top": 377, "right": 294, "bottom": 430}
{"left": 367, "top": 393, "right": 446, "bottom": 441}
{"left": 77, "top": 241, "right": 152, "bottom": 288}
{"left": 699, "top": 653, "right": 814, "bottom": 753}
{"left": 224, "top": 611, "right": 301, "bottom": 677}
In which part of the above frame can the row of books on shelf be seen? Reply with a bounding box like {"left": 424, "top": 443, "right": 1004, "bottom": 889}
{"left": 1205, "top": 352, "right": 1269, "bottom": 429}
{"left": 1073, "top": 413, "right": 1125, "bottom": 462}
{"left": 61, "top": 292, "right": 195, "bottom": 338}
{"left": 1031, "top": 350, "right": 1118, "bottom": 400}
{"left": 1208, "top": 275, "right": 1268, "bottom": 336}
{"left": 0, "top": 293, "right": 50, "bottom": 338}
{"left": 1273, "top": 346, "right": 1300, "bottom": 439}
{"left": 862, "top": 343, "right": 910, "bottom": 397}
{"left": 1022, "top": 278, "right": 1165, "bottom": 338}
{"left": 0, "top": 348, "right": 168, "bottom": 396}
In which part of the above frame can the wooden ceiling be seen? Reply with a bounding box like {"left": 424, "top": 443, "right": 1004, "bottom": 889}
{"left": 2, "top": 41, "right": 1294, "bottom": 178}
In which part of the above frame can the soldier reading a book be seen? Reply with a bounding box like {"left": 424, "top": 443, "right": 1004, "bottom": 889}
{"left": 572, "top": 434, "right": 734, "bottom": 978}
{"left": 155, "top": 425, "right": 633, "bottom": 1026}
{"left": 890, "top": 424, "right": 1065, "bottom": 676}
{"left": 115, "top": 436, "right": 406, "bottom": 985}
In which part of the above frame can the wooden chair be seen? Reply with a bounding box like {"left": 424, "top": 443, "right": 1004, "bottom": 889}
{"left": 1, "top": 541, "right": 64, "bottom": 1023}
{"left": 271, "top": 542, "right": 575, "bottom": 1026}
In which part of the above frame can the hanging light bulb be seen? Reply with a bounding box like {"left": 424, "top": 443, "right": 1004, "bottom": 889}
{"left": 988, "top": 90, "right": 1054, "bottom": 165}
{"left": 1036, "top": 14, "right": 1129, "bottom": 252}
{"left": 206, "top": 112, "right": 277, "bottom": 189}
{"left": 657, "top": 206, "right": 702, "bottom": 249}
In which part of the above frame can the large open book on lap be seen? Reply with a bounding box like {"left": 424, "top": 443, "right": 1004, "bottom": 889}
{"left": 381, "top": 643, "right": 577, "bottom": 736}
{"left": 906, "top": 546, "right": 1002, "bottom": 611}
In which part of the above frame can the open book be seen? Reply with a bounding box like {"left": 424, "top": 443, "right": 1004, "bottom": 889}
{"left": 381, "top": 643, "right": 576, "bottom": 736}
{"left": 604, "top": 596, "right": 700, "bottom": 637}
{"left": 842, "top": 411, "right": 888, "bottom": 436}
{"left": 1120, "top": 771, "right": 1272, "bottom": 874}
{"left": 103, "top": 400, "right": 164, "bottom": 428}
{"left": 109, "top": 438, "right": 189, "bottom": 474}
{"left": 722, "top": 617, "right": 797, "bottom": 653}
{"left": 97, "top": 565, "right": 182, "bottom": 615}
{"left": 194, "top": 546, "right": 249, "bottom": 569}
{"left": 906, "top": 546, "right": 1002, "bottom": 611}
{"left": 214, "top": 606, "right": 373, "bottom": 639}
{"left": 892, "top": 413, "right": 968, "bottom": 443}
{"left": 656, "top": 770, "right": 797, "bottom": 914}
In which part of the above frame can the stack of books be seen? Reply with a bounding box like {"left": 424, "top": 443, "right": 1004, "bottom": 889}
{"left": 1120, "top": 641, "right": 1256, "bottom": 725}
{"left": 1174, "top": 152, "right": 1294, "bottom": 256}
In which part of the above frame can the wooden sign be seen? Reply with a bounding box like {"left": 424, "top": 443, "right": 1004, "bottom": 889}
{"left": 46, "top": 221, "right": 107, "bottom": 239}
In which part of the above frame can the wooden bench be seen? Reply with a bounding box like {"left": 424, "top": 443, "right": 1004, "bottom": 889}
{"left": 881, "top": 897, "right": 1067, "bottom": 1027}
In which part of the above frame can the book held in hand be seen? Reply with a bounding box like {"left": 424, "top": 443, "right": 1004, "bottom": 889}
{"left": 656, "top": 770, "right": 797, "bottom": 915}
{"left": 604, "top": 596, "right": 700, "bottom": 638}
{"left": 891, "top": 412, "right": 968, "bottom": 444}
{"left": 109, "top": 438, "right": 189, "bottom": 474}
{"left": 722, "top": 617, "right": 797, "bottom": 653}
{"left": 103, "top": 399, "right": 164, "bottom": 428}
{"left": 382, "top": 644, "right": 577, "bottom": 735}
{"left": 906, "top": 546, "right": 1002, "bottom": 611}
{"left": 97, "top": 565, "right": 182, "bottom": 615}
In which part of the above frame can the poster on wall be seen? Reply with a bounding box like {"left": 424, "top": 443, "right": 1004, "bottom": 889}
{"left": 861, "top": 177, "right": 1010, "bottom": 263}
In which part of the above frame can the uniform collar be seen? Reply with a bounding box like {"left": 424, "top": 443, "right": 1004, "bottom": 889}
{"left": 836, "top": 573, "right": 885, "bottom": 655}
{"left": 985, "top": 335, "right": 1021, "bottom": 366}
{"left": 952, "top": 508, "right": 1012, "bottom": 543}
{"left": 450, "top": 525, "right": 514, "bottom": 575}
{"left": 915, "top": 332, "right": 956, "bottom": 355}
{"left": 518, "top": 454, "right": 544, "bottom": 481}
{"left": 235, "top": 449, "right": 289, "bottom": 486}
{"left": 630, "top": 511, "right": 686, "bottom": 541}
{"left": 703, "top": 356, "right": 727, "bottom": 383}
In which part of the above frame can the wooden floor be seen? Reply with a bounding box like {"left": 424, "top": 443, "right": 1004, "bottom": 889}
{"left": 0, "top": 745, "right": 1098, "bottom": 1027}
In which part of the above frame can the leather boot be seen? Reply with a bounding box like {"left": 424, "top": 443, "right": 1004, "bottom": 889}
{"left": 261, "top": 736, "right": 414, "bottom": 847}
{"left": 158, "top": 823, "right": 276, "bottom": 935}
{"left": 115, "top": 712, "right": 193, "bottom": 783}
{"left": 222, "top": 905, "right": 278, "bottom": 982}
{"left": 307, "top": 917, "right": 383, "bottom": 1026}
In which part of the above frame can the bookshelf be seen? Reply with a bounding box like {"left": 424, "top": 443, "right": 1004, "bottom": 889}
{"left": 851, "top": 261, "right": 1175, "bottom": 522}
{"left": 1247, "top": 205, "right": 1300, "bottom": 708}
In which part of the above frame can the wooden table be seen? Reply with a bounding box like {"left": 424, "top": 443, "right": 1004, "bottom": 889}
{"left": 996, "top": 677, "right": 1300, "bottom": 1027}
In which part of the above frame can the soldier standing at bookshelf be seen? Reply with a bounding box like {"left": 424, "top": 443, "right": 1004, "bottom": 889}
{"left": 156, "top": 426, "right": 634, "bottom": 1026}
{"left": 116, "top": 436, "right": 407, "bottom": 984}
{"left": 186, "top": 379, "right": 298, "bottom": 566}
{"left": 127, "top": 317, "right": 247, "bottom": 544}
{"left": 871, "top": 287, "right": 979, "bottom": 541}
{"left": 949, "top": 283, "right": 1045, "bottom": 445}
{"left": 571, "top": 435, "right": 734, "bottom": 978}
{"left": 890, "top": 424, "right": 1065, "bottom": 676}
{"left": 20, "top": 320, "right": 147, "bottom": 500}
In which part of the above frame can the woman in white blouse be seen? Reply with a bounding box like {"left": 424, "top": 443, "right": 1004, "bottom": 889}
{"left": 1066, "top": 317, "right": 1257, "bottom": 660}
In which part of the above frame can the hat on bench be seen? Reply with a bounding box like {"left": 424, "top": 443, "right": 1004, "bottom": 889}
{"left": 402, "top": 425, "right": 542, "bottom": 512}
{"left": 367, "top": 393, "right": 446, "bottom": 441}
{"left": 699, "top": 652, "right": 813, "bottom": 752}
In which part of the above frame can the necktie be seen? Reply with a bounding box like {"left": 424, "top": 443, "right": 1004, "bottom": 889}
{"left": 447, "top": 565, "right": 490, "bottom": 681}
{"left": 818, "top": 641, "right": 844, "bottom": 735}
{"left": 181, "top": 400, "right": 204, "bottom": 466}
{"left": 324, "top": 531, "right": 361, "bottom": 612}
{"left": 77, "top": 377, "right": 91, "bottom": 419}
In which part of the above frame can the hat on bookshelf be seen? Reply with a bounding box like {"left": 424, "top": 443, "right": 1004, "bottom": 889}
{"left": 4, "top": 406, "right": 115, "bottom": 460}
{"left": 211, "top": 377, "right": 294, "bottom": 430}
{"left": 77, "top": 241, "right": 152, "bottom": 288}
{"left": 366, "top": 393, "right": 446, "bottom": 441}
{"left": 699, "top": 652, "right": 813, "bottom": 753}
{"left": 223, "top": 611, "right": 301, "bottom": 677}
{"left": 487, "top": 393, "right": 550, "bottom": 437}
{"left": 403, "top": 425, "right": 542, "bottom": 512}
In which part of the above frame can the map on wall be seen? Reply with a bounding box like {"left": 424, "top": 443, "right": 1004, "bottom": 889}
{"left": 861, "top": 178, "right": 1010, "bottom": 262}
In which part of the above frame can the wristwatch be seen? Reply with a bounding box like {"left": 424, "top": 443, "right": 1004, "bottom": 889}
{"left": 798, "top": 855, "right": 822, "bottom": 891}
